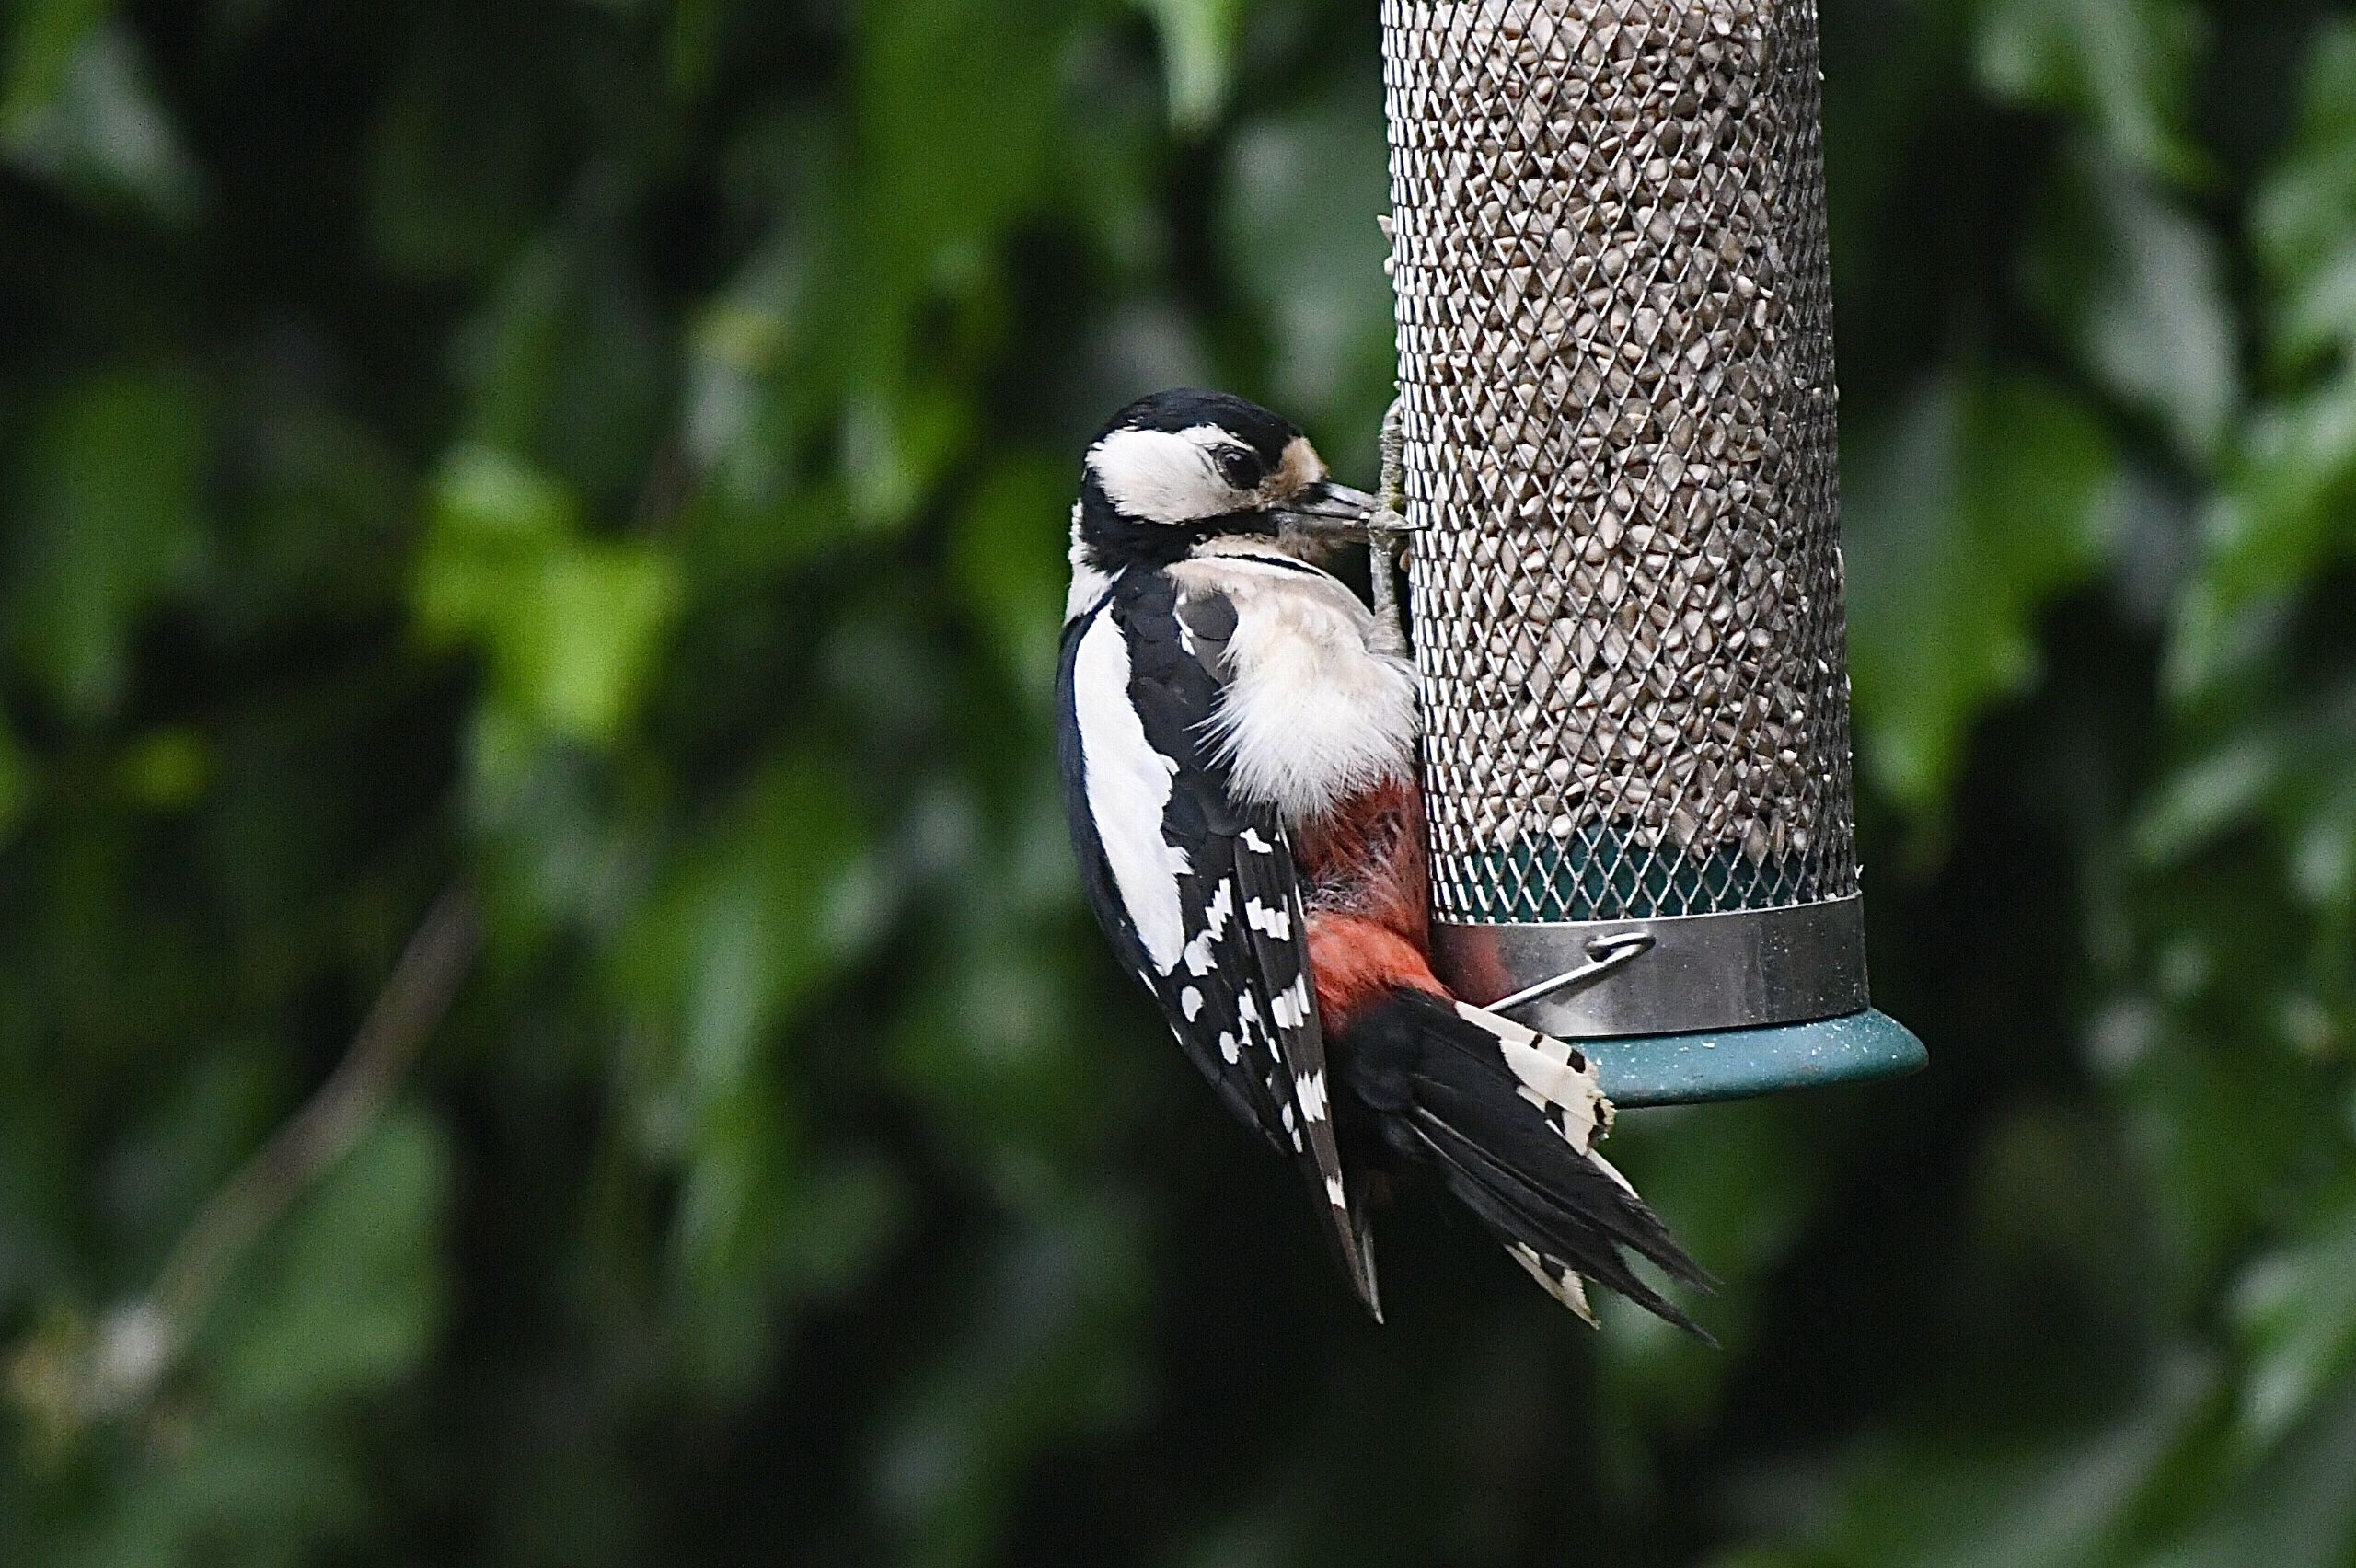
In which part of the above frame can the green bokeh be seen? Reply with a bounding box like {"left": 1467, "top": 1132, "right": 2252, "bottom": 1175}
{"left": 5, "top": 2, "right": 2356, "bottom": 1564}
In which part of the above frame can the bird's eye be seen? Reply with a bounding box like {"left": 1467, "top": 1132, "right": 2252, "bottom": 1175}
{"left": 1214, "top": 448, "right": 1260, "bottom": 490}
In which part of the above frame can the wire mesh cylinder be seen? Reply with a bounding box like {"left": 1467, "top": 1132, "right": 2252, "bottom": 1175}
{"left": 1383, "top": 0, "right": 1867, "bottom": 1037}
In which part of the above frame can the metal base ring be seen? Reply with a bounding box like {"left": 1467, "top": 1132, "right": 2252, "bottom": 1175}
{"left": 1432, "top": 894, "right": 1869, "bottom": 1040}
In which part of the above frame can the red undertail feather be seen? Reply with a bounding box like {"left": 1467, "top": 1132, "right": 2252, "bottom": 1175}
{"left": 1307, "top": 915, "right": 1442, "bottom": 1032}
{"left": 1297, "top": 774, "right": 1443, "bottom": 1032}
{"left": 1299, "top": 771, "right": 1713, "bottom": 1336}
{"left": 1295, "top": 774, "right": 1429, "bottom": 944}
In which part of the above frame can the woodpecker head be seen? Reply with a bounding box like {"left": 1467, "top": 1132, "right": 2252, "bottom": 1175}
{"left": 1073, "top": 389, "right": 1376, "bottom": 577}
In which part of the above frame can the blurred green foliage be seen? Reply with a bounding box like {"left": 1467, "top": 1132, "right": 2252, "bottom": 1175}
{"left": 4, "top": 1, "right": 2356, "bottom": 1563}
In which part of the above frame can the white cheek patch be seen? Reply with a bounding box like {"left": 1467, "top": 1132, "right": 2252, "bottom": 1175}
{"left": 1090, "top": 426, "right": 1254, "bottom": 525}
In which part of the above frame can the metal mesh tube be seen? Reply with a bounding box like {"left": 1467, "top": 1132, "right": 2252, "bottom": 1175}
{"left": 1382, "top": 0, "right": 1866, "bottom": 1034}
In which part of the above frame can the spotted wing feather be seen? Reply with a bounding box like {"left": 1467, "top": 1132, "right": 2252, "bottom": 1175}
{"left": 1057, "top": 572, "right": 1374, "bottom": 1312}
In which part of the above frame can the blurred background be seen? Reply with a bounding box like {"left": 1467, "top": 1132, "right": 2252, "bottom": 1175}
{"left": 4, "top": 0, "right": 2355, "bottom": 1562}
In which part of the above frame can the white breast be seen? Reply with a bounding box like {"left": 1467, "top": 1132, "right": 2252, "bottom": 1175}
{"left": 1168, "top": 550, "right": 1419, "bottom": 826}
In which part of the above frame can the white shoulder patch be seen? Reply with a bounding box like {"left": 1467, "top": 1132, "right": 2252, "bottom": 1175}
{"left": 1072, "top": 612, "right": 1189, "bottom": 970}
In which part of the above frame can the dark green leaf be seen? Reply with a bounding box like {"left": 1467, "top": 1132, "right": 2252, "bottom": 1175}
{"left": 201, "top": 1111, "right": 454, "bottom": 1414}
{"left": 1134, "top": 0, "right": 1246, "bottom": 133}
{"left": 2233, "top": 1186, "right": 2356, "bottom": 1457}
{"left": 1974, "top": 0, "right": 2204, "bottom": 180}
{"left": 0, "top": 17, "right": 199, "bottom": 225}
{"left": 5, "top": 370, "right": 209, "bottom": 721}
{"left": 2250, "top": 23, "right": 2356, "bottom": 375}
{"left": 2029, "top": 146, "right": 2235, "bottom": 463}
{"left": 1219, "top": 83, "right": 1395, "bottom": 429}
{"left": 1845, "top": 374, "right": 2118, "bottom": 813}
{"left": 2134, "top": 1383, "right": 2356, "bottom": 1568}
{"left": 2165, "top": 379, "right": 2356, "bottom": 702}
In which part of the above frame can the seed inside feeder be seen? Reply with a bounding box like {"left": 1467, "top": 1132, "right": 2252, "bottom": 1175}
{"left": 1383, "top": 0, "right": 1859, "bottom": 923}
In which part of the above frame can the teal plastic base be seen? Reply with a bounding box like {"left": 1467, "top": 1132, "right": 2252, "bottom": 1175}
{"left": 1588, "top": 1009, "right": 1926, "bottom": 1108}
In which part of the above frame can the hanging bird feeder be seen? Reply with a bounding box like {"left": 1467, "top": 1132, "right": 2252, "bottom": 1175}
{"left": 1380, "top": 0, "right": 1924, "bottom": 1104}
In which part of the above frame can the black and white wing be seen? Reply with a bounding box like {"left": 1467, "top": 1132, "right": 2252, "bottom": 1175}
{"left": 1057, "top": 571, "right": 1375, "bottom": 1311}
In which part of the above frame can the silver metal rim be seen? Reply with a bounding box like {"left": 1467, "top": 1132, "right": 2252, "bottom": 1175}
{"left": 1431, "top": 894, "right": 1869, "bottom": 1039}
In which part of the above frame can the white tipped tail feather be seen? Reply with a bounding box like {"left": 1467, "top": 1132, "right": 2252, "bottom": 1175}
{"left": 1343, "top": 989, "right": 1714, "bottom": 1338}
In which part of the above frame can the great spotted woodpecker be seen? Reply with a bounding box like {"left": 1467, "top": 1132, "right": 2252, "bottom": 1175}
{"left": 1057, "top": 388, "right": 1708, "bottom": 1332}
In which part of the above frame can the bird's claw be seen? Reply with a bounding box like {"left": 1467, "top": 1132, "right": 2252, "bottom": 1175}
{"left": 1368, "top": 394, "right": 1415, "bottom": 646}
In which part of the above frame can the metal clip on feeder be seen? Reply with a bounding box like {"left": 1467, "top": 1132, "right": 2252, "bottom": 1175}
{"left": 1380, "top": 0, "right": 1924, "bottom": 1104}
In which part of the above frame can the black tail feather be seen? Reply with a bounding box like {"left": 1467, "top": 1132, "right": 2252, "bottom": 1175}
{"left": 1408, "top": 1070, "right": 1713, "bottom": 1292}
{"left": 1408, "top": 1107, "right": 1712, "bottom": 1341}
{"left": 1342, "top": 987, "right": 1713, "bottom": 1337}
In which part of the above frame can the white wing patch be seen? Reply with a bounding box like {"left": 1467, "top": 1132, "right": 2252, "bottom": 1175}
{"left": 1073, "top": 613, "right": 1188, "bottom": 970}
{"left": 1295, "top": 1068, "right": 1328, "bottom": 1121}
{"left": 1063, "top": 572, "right": 1372, "bottom": 1308}
{"left": 1203, "top": 879, "right": 1234, "bottom": 936}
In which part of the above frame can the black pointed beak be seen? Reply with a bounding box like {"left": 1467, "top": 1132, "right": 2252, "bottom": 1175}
{"left": 1270, "top": 480, "right": 1378, "bottom": 539}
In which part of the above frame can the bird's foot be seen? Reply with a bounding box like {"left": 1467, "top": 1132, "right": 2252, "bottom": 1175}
{"left": 1368, "top": 393, "right": 1416, "bottom": 648}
